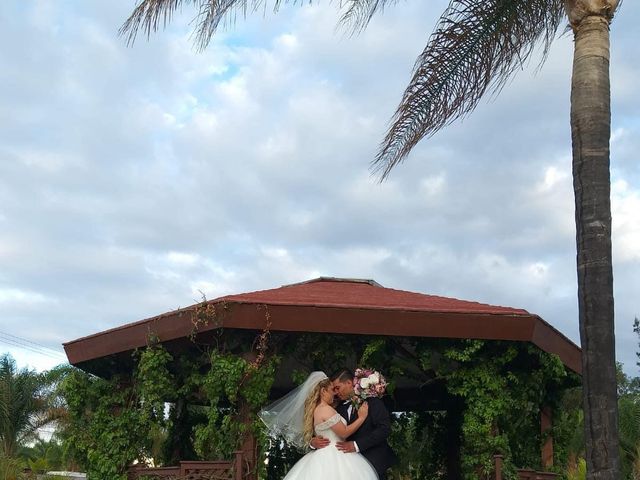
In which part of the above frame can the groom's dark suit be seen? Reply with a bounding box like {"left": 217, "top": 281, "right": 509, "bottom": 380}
{"left": 336, "top": 398, "right": 397, "bottom": 480}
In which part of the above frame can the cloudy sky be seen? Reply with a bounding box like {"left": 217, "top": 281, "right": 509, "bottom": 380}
{"left": 1, "top": 1, "right": 638, "bottom": 374}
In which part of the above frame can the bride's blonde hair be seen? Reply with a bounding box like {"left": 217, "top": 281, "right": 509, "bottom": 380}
{"left": 302, "top": 378, "right": 332, "bottom": 445}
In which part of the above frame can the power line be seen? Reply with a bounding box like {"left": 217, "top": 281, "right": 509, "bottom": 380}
{"left": 0, "top": 339, "right": 64, "bottom": 360}
{"left": 0, "top": 335, "right": 57, "bottom": 356}
{"left": 0, "top": 332, "right": 66, "bottom": 361}
{"left": 0, "top": 333, "right": 64, "bottom": 357}
{"left": 0, "top": 331, "right": 65, "bottom": 355}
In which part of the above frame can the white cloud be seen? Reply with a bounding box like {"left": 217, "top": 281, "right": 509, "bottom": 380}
{"left": 538, "top": 165, "right": 569, "bottom": 192}
{"left": 0, "top": 0, "right": 638, "bottom": 374}
{"left": 420, "top": 174, "right": 446, "bottom": 198}
{"left": 2, "top": 347, "right": 65, "bottom": 373}
{"left": 190, "top": 281, "right": 229, "bottom": 300}
{"left": 612, "top": 180, "right": 640, "bottom": 263}
{"left": 0, "top": 288, "right": 50, "bottom": 304}
{"left": 166, "top": 251, "right": 200, "bottom": 266}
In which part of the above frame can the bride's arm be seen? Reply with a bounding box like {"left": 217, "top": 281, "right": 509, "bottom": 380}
{"left": 329, "top": 402, "right": 369, "bottom": 439}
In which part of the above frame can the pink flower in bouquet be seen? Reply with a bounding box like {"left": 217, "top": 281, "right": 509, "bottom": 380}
{"left": 352, "top": 368, "right": 387, "bottom": 407}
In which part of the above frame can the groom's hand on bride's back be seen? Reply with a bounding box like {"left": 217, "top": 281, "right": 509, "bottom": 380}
{"left": 310, "top": 435, "right": 330, "bottom": 450}
{"left": 336, "top": 441, "right": 356, "bottom": 453}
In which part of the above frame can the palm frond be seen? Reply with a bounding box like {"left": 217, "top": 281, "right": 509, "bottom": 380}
{"left": 619, "top": 396, "right": 640, "bottom": 456}
{"left": 371, "top": 0, "right": 564, "bottom": 179}
{"left": 0, "top": 355, "right": 64, "bottom": 457}
{"left": 120, "top": 0, "right": 195, "bottom": 46}
{"left": 338, "top": 0, "right": 400, "bottom": 35}
{"left": 120, "top": 0, "right": 291, "bottom": 50}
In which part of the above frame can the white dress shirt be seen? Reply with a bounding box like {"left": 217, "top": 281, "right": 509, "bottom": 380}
{"left": 343, "top": 401, "right": 360, "bottom": 452}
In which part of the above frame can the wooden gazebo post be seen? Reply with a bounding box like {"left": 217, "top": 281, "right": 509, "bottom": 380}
{"left": 239, "top": 401, "right": 257, "bottom": 480}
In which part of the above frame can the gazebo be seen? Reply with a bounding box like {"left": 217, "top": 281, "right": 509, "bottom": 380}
{"left": 64, "top": 277, "right": 581, "bottom": 480}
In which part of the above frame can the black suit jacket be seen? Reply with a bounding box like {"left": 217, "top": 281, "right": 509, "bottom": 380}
{"left": 336, "top": 398, "right": 397, "bottom": 479}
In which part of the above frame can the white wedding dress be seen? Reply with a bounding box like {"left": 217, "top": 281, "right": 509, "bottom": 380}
{"left": 281, "top": 413, "right": 379, "bottom": 480}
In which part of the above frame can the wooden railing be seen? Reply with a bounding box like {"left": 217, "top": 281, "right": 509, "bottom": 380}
{"left": 128, "top": 451, "right": 244, "bottom": 480}
{"left": 516, "top": 469, "right": 559, "bottom": 480}
{"left": 494, "top": 455, "right": 559, "bottom": 480}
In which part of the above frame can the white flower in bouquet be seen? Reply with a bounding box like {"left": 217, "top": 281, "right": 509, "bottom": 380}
{"left": 352, "top": 368, "right": 387, "bottom": 408}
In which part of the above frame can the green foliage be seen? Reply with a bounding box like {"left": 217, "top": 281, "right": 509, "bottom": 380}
{"left": 281, "top": 333, "right": 351, "bottom": 373}
{"left": 612, "top": 318, "right": 640, "bottom": 480}
{"left": 61, "top": 321, "right": 280, "bottom": 479}
{"left": 388, "top": 411, "right": 448, "bottom": 480}
{"left": 0, "top": 454, "right": 24, "bottom": 480}
{"left": 361, "top": 338, "right": 388, "bottom": 366}
{"left": 635, "top": 317, "right": 640, "bottom": 369}
{"left": 440, "top": 341, "right": 516, "bottom": 480}
{"left": 618, "top": 363, "right": 640, "bottom": 397}
{"left": 161, "top": 399, "right": 202, "bottom": 465}
{"left": 411, "top": 340, "right": 574, "bottom": 480}
{"left": 17, "top": 440, "right": 68, "bottom": 478}
{"left": 62, "top": 373, "right": 139, "bottom": 479}
{"left": 19, "top": 438, "right": 65, "bottom": 471}
{"left": 619, "top": 394, "right": 640, "bottom": 479}
{"left": 566, "top": 457, "right": 586, "bottom": 480}
{"left": 27, "top": 455, "right": 49, "bottom": 473}
{"left": 559, "top": 318, "right": 640, "bottom": 480}
{"left": 0, "top": 355, "right": 63, "bottom": 458}
{"left": 134, "top": 345, "right": 174, "bottom": 425}
{"left": 194, "top": 351, "right": 280, "bottom": 460}
{"left": 262, "top": 435, "right": 303, "bottom": 480}
{"left": 60, "top": 344, "right": 176, "bottom": 480}
{"left": 549, "top": 386, "right": 583, "bottom": 473}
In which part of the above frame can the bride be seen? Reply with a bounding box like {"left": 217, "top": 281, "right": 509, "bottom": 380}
{"left": 260, "top": 372, "right": 379, "bottom": 480}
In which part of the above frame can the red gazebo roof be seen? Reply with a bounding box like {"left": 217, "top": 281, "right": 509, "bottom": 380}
{"left": 222, "top": 277, "right": 530, "bottom": 314}
{"left": 64, "top": 277, "right": 581, "bottom": 373}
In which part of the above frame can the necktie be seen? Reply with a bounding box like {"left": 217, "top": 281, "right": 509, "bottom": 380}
{"left": 344, "top": 400, "right": 353, "bottom": 421}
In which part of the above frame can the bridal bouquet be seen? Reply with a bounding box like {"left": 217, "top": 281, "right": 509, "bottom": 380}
{"left": 352, "top": 368, "right": 387, "bottom": 407}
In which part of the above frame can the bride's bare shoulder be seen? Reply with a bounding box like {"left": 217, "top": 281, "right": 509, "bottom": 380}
{"left": 314, "top": 404, "right": 337, "bottom": 422}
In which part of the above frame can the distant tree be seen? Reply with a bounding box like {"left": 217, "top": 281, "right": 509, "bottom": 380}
{"left": 19, "top": 437, "right": 65, "bottom": 471}
{"left": 634, "top": 317, "right": 640, "bottom": 368}
{"left": 618, "top": 362, "right": 640, "bottom": 398}
{"left": 0, "top": 454, "right": 23, "bottom": 480}
{"left": 618, "top": 394, "right": 640, "bottom": 480}
{"left": 615, "top": 319, "right": 640, "bottom": 479}
{"left": 0, "top": 355, "right": 64, "bottom": 458}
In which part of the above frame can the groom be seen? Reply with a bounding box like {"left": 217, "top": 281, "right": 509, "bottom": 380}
{"left": 310, "top": 368, "right": 397, "bottom": 480}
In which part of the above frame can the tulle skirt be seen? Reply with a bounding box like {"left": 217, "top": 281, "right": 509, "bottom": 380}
{"left": 282, "top": 443, "right": 378, "bottom": 480}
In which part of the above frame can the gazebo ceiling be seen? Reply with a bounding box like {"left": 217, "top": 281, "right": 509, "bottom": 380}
{"left": 63, "top": 277, "right": 581, "bottom": 374}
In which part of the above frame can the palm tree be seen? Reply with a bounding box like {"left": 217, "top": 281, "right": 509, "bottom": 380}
{"left": 19, "top": 437, "right": 65, "bottom": 471}
{"left": 120, "top": 1, "right": 622, "bottom": 478}
{"left": 0, "top": 355, "right": 63, "bottom": 458}
{"left": 618, "top": 394, "right": 640, "bottom": 479}
{"left": 0, "top": 454, "right": 23, "bottom": 480}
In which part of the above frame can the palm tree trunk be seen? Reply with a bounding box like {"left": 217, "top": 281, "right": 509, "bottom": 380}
{"left": 569, "top": 12, "right": 620, "bottom": 480}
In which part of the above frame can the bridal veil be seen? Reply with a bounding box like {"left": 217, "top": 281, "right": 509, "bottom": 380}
{"left": 259, "top": 371, "right": 328, "bottom": 449}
